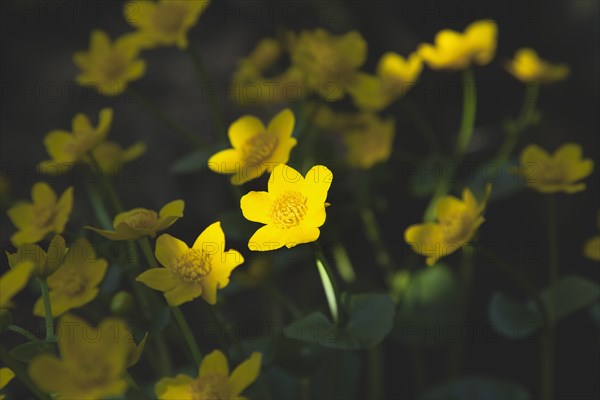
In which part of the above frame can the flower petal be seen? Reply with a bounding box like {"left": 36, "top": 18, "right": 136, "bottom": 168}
{"left": 28, "top": 354, "right": 70, "bottom": 394}
{"left": 268, "top": 164, "right": 304, "bottom": 197}
{"left": 210, "top": 249, "right": 244, "bottom": 288}
{"left": 164, "top": 282, "right": 202, "bottom": 306}
{"left": 285, "top": 225, "right": 320, "bottom": 248}
{"left": 155, "top": 374, "right": 194, "bottom": 400}
{"left": 208, "top": 149, "right": 243, "bottom": 175}
{"left": 435, "top": 195, "right": 465, "bottom": 222}
{"left": 193, "top": 222, "right": 225, "bottom": 252}
{"left": 248, "top": 225, "right": 287, "bottom": 251}
{"left": 136, "top": 268, "right": 179, "bottom": 292}
{"left": 199, "top": 349, "right": 229, "bottom": 377}
{"left": 7, "top": 203, "right": 35, "bottom": 230}
{"left": 267, "top": 108, "right": 295, "bottom": 140}
{"left": 229, "top": 116, "right": 266, "bottom": 149}
{"left": 240, "top": 191, "right": 273, "bottom": 224}
{"left": 304, "top": 165, "right": 333, "bottom": 210}
{"left": 404, "top": 223, "right": 445, "bottom": 266}
{"left": 228, "top": 352, "right": 263, "bottom": 397}
{"left": 32, "top": 182, "right": 57, "bottom": 207}
{"left": 155, "top": 234, "right": 189, "bottom": 268}
{"left": 159, "top": 199, "right": 185, "bottom": 219}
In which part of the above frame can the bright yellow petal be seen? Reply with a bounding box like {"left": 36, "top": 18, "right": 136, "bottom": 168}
{"left": 159, "top": 199, "right": 185, "bottom": 219}
{"left": 164, "top": 281, "right": 202, "bottom": 306}
{"left": 228, "top": 352, "right": 263, "bottom": 397}
{"left": 267, "top": 137, "right": 297, "bottom": 169}
{"left": 209, "top": 249, "right": 244, "bottom": 288}
{"left": 303, "top": 207, "right": 326, "bottom": 228}
{"left": 229, "top": 115, "right": 266, "bottom": 149}
{"left": 0, "top": 368, "right": 15, "bottom": 390}
{"left": 285, "top": 225, "right": 320, "bottom": 248}
{"left": 248, "top": 225, "right": 287, "bottom": 251}
{"left": 404, "top": 223, "right": 445, "bottom": 266}
{"left": 267, "top": 109, "right": 295, "bottom": 140}
{"left": 155, "top": 374, "right": 194, "bottom": 400}
{"left": 268, "top": 164, "right": 304, "bottom": 196}
{"left": 0, "top": 261, "right": 34, "bottom": 308}
{"left": 155, "top": 234, "right": 189, "bottom": 268}
{"left": 136, "top": 268, "right": 179, "bottom": 292}
{"left": 32, "top": 182, "right": 57, "bottom": 207}
{"left": 435, "top": 194, "right": 465, "bottom": 222}
{"left": 199, "top": 349, "right": 229, "bottom": 378}
{"left": 208, "top": 149, "right": 243, "bottom": 175}
{"left": 193, "top": 221, "right": 225, "bottom": 252}
{"left": 200, "top": 276, "right": 219, "bottom": 305}
{"left": 304, "top": 165, "right": 333, "bottom": 210}
{"left": 240, "top": 191, "right": 273, "bottom": 224}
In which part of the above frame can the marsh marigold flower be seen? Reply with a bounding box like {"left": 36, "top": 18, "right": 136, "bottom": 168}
{"left": 0, "top": 261, "right": 35, "bottom": 309}
{"left": 155, "top": 349, "right": 262, "bottom": 400}
{"left": 7, "top": 182, "right": 73, "bottom": 246}
{"left": 74, "top": 30, "right": 146, "bottom": 96}
{"left": 288, "top": 28, "right": 367, "bottom": 101}
{"left": 87, "top": 199, "right": 184, "bottom": 240}
{"left": 348, "top": 52, "right": 423, "bottom": 111}
{"left": 29, "top": 314, "right": 144, "bottom": 399}
{"left": 405, "top": 185, "right": 491, "bottom": 266}
{"left": 6, "top": 234, "right": 67, "bottom": 278}
{"left": 208, "top": 109, "right": 297, "bottom": 185}
{"left": 0, "top": 368, "right": 15, "bottom": 400}
{"left": 91, "top": 140, "right": 147, "bottom": 174}
{"left": 124, "top": 0, "right": 210, "bottom": 49}
{"left": 418, "top": 20, "right": 497, "bottom": 70}
{"left": 505, "top": 48, "right": 570, "bottom": 84}
{"left": 33, "top": 238, "right": 108, "bottom": 317}
{"left": 241, "top": 164, "right": 333, "bottom": 251}
{"left": 516, "top": 143, "right": 594, "bottom": 194}
{"left": 583, "top": 212, "right": 600, "bottom": 262}
{"left": 136, "top": 222, "right": 244, "bottom": 306}
{"left": 38, "top": 108, "right": 113, "bottom": 174}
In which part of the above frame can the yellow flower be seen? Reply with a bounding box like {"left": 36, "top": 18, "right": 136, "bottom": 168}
{"left": 91, "top": 140, "right": 147, "bottom": 174}
{"left": 29, "top": 314, "right": 137, "bottom": 399}
{"left": 505, "top": 48, "right": 570, "bottom": 84}
{"left": 583, "top": 212, "right": 600, "bottom": 262}
{"left": 6, "top": 234, "right": 67, "bottom": 278}
{"left": 344, "top": 113, "right": 395, "bottom": 169}
{"left": 0, "top": 368, "right": 15, "bottom": 400}
{"left": 155, "top": 349, "right": 262, "bottom": 400}
{"left": 38, "top": 108, "right": 113, "bottom": 174}
{"left": 516, "top": 143, "right": 594, "bottom": 194}
{"left": 241, "top": 164, "right": 333, "bottom": 251}
{"left": 124, "top": 0, "right": 210, "bottom": 49}
{"left": 136, "top": 222, "right": 244, "bottom": 306}
{"left": 87, "top": 199, "right": 184, "bottom": 240}
{"left": 288, "top": 28, "right": 367, "bottom": 101}
{"left": 348, "top": 52, "right": 423, "bottom": 111}
{"left": 418, "top": 19, "right": 497, "bottom": 70}
{"left": 405, "top": 185, "right": 491, "bottom": 266}
{"left": 0, "top": 261, "right": 35, "bottom": 309}
{"left": 208, "top": 109, "right": 297, "bottom": 185}
{"left": 7, "top": 182, "right": 73, "bottom": 246}
{"left": 74, "top": 30, "right": 146, "bottom": 96}
{"left": 33, "top": 238, "right": 108, "bottom": 317}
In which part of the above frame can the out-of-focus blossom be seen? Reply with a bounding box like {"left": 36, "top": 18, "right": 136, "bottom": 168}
{"left": 505, "top": 48, "right": 569, "bottom": 84}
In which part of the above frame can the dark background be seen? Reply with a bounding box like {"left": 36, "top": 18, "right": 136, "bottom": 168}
{"left": 1, "top": 1, "right": 599, "bottom": 399}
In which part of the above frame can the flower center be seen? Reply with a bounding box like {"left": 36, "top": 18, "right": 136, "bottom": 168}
{"left": 72, "top": 356, "right": 112, "bottom": 390}
{"left": 153, "top": 3, "right": 188, "bottom": 35}
{"left": 65, "top": 130, "right": 97, "bottom": 158}
{"left": 242, "top": 132, "right": 278, "bottom": 166}
{"left": 190, "top": 374, "right": 230, "bottom": 400}
{"left": 122, "top": 209, "right": 159, "bottom": 230}
{"left": 173, "top": 249, "right": 212, "bottom": 283}
{"left": 101, "top": 53, "right": 127, "bottom": 81}
{"left": 269, "top": 191, "right": 308, "bottom": 229}
{"left": 440, "top": 212, "right": 473, "bottom": 244}
{"left": 540, "top": 162, "right": 567, "bottom": 184}
{"left": 58, "top": 271, "right": 88, "bottom": 296}
{"left": 34, "top": 206, "right": 56, "bottom": 229}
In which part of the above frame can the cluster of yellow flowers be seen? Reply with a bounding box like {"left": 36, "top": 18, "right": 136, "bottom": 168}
{"left": 1, "top": 4, "right": 597, "bottom": 399}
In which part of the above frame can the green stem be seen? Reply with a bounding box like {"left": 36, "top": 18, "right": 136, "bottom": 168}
{"left": 0, "top": 345, "right": 51, "bottom": 400}
{"left": 423, "top": 69, "right": 477, "bottom": 221}
{"left": 361, "top": 208, "right": 395, "bottom": 279}
{"left": 315, "top": 244, "right": 344, "bottom": 326}
{"left": 400, "top": 98, "right": 443, "bottom": 155}
{"left": 366, "top": 345, "right": 384, "bottom": 399}
{"left": 493, "top": 83, "right": 540, "bottom": 164}
{"left": 7, "top": 324, "right": 40, "bottom": 342}
{"left": 128, "top": 87, "right": 204, "bottom": 147}
{"left": 542, "top": 195, "right": 558, "bottom": 400}
{"left": 84, "top": 181, "right": 113, "bottom": 229}
{"left": 172, "top": 306, "right": 202, "bottom": 365}
{"left": 138, "top": 237, "right": 157, "bottom": 268}
{"left": 38, "top": 278, "right": 55, "bottom": 342}
{"left": 187, "top": 46, "right": 227, "bottom": 140}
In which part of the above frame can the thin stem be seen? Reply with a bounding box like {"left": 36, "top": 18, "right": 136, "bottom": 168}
{"left": 315, "top": 243, "right": 344, "bottom": 326}
{"left": 138, "top": 236, "right": 157, "bottom": 268}
{"left": 38, "top": 278, "right": 55, "bottom": 342}
{"left": 84, "top": 180, "right": 113, "bottom": 229}
{"left": 172, "top": 306, "right": 202, "bottom": 365}
{"left": 366, "top": 345, "right": 384, "bottom": 399}
{"left": 361, "top": 208, "right": 395, "bottom": 279}
{"left": 0, "top": 345, "right": 51, "bottom": 400}
{"left": 7, "top": 324, "right": 40, "bottom": 342}
{"left": 187, "top": 46, "right": 227, "bottom": 140}
{"left": 128, "top": 87, "right": 205, "bottom": 147}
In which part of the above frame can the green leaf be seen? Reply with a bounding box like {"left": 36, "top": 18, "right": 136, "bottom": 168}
{"left": 9, "top": 340, "right": 54, "bottom": 362}
{"left": 418, "top": 376, "right": 530, "bottom": 400}
{"left": 285, "top": 293, "right": 394, "bottom": 350}
{"left": 170, "top": 147, "right": 213, "bottom": 174}
{"left": 394, "top": 265, "right": 461, "bottom": 346}
{"left": 489, "top": 274, "right": 600, "bottom": 339}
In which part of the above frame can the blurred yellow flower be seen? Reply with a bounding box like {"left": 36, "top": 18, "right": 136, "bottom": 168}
{"left": 0, "top": 368, "right": 15, "bottom": 400}
{"left": 348, "top": 52, "right": 423, "bottom": 111}
{"left": 74, "top": 30, "right": 146, "bottom": 96}
{"left": 418, "top": 20, "right": 497, "bottom": 70}
{"left": 583, "top": 212, "right": 600, "bottom": 262}
{"left": 155, "top": 349, "right": 262, "bottom": 400}
{"left": 91, "top": 140, "right": 147, "bottom": 174}
{"left": 29, "top": 314, "right": 136, "bottom": 399}
{"left": 241, "top": 164, "right": 333, "bottom": 251}
{"left": 288, "top": 29, "right": 367, "bottom": 101}
{"left": 344, "top": 114, "right": 395, "bottom": 169}
{"left": 505, "top": 48, "right": 570, "bottom": 84}
{"left": 7, "top": 182, "right": 73, "bottom": 246}
{"left": 87, "top": 199, "right": 184, "bottom": 240}
{"left": 208, "top": 109, "right": 297, "bottom": 185}
{"left": 33, "top": 238, "right": 108, "bottom": 317}
{"left": 405, "top": 185, "right": 491, "bottom": 266}
{"left": 38, "top": 108, "right": 113, "bottom": 174}
{"left": 0, "top": 261, "right": 35, "bottom": 309}
{"left": 6, "top": 234, "right": 67, "bottom": 278}
{"left": 136, "top": 222, "right": 244, "bottom": 306}
{"left": 124, "top": 0, "right": 210, "bottom": 49}
{"left": 516, "top": 143, "right": 594, "bottom": 194}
